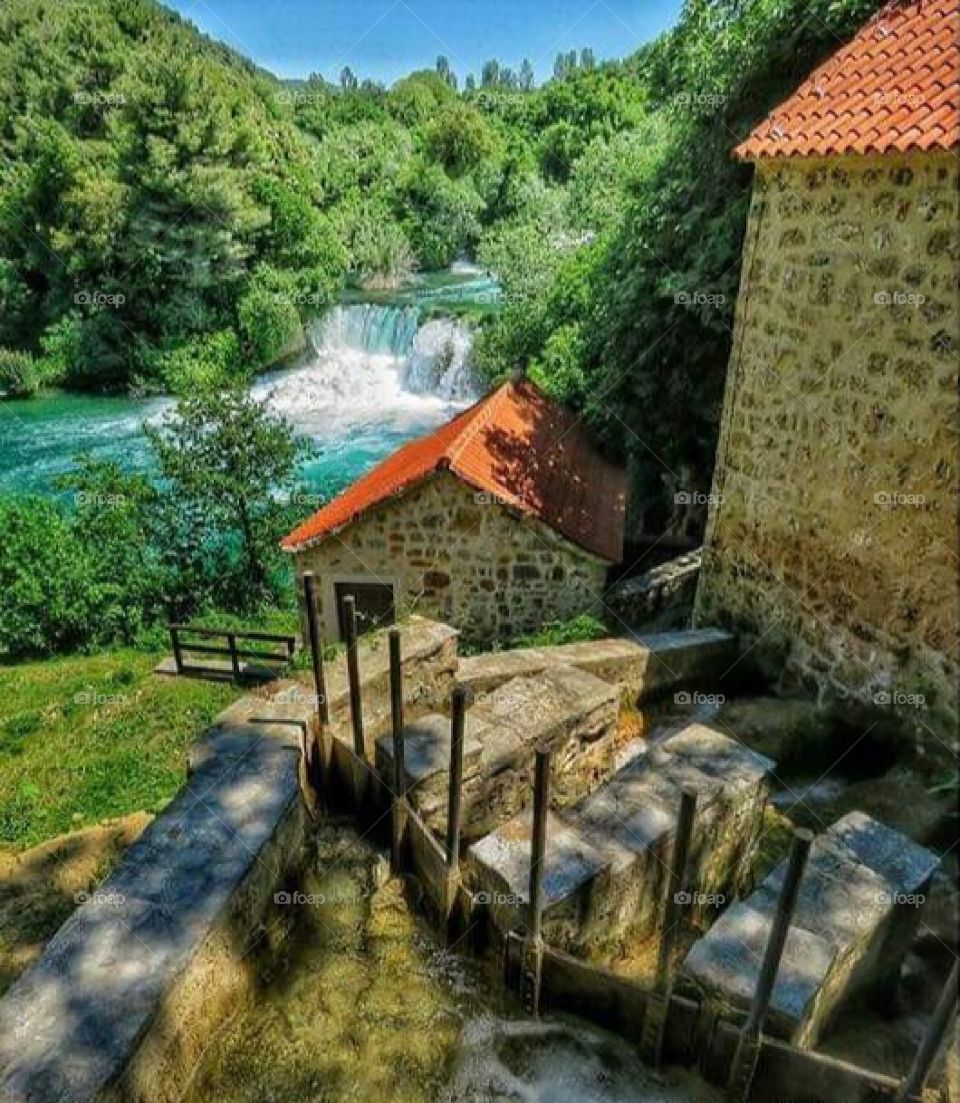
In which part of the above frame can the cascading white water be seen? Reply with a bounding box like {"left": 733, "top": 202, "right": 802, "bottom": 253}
{"left": 255, "top": 303, "right": 479, "bottom": 438}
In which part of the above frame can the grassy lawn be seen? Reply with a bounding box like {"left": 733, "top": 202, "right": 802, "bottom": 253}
{"left": 0, "top": 649, "right": 245, "bottom": 850}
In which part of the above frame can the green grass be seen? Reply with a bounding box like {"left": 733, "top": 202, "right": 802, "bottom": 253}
{"left": 0, "top": 649, "right": 245, "bottom": 850}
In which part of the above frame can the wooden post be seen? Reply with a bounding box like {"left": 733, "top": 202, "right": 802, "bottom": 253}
{"left": 523, "top": 747, "right": 552, "bottom": 1017}
{"left": 302, "top": 572, "right": 329, "bottom": 794}
{"left": 303, "top": 573, "right": 329, "bottom": 725}
{"left": 170, "top": 626, "right": 183, "bottom": 674}
{"left": 341, "top": 594, "right": 366, "bottom": 806}
{"left": 642, "top": 788, "right": 698, "bottom": 1069}
{"left": 655, "top": 787, "right": 699, "bottom": 991}
{"left": 445, "top": 687, "right": 467, "bottom": 873}
{"left": 726, "top": 828, "right": 813, "bottom": 1102}
{"left": 389, "top": 628, "right": 407, "bottom": 873}
{"left": 342, "top": 595, "right": 364, "bottom": 756}
{"left": 894, "top": 958, "right": 958, "bottom": 1103}
{"left": 227, "top": 632, "right": 241, "bottom": 680}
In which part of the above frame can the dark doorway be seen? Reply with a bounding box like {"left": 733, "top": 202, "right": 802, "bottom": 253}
{"left": 336, "top": 581, "right": 396, "bottom": 638}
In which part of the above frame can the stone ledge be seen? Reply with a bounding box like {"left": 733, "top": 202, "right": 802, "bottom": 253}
{"left": 455, "top": 627, "right": 737, "bottom": 703}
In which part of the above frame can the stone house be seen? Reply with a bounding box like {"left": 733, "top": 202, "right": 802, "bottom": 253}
{"left": 282, "top": 379, "right": 626, "bottom": 644}
{"left": 695, "top": 0, "right": 958, "bottom": 733}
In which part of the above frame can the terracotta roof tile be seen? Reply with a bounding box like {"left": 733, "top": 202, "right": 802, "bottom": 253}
{"left": 736, "top": 0, "right": 959, "bottom": 159}
{"left": 281, "top": 380, "right": 627, "bottom": 562}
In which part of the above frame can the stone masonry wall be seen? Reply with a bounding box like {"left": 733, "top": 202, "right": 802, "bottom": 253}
{"left": 294, "top": 471, "right": 610, "bottom": 645}
{"left": 696, "top": 152, "right": 958, "bottom": 737}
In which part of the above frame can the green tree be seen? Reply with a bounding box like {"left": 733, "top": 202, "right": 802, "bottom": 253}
{"left": 145, "top": 386, "right": 303, "bottom": 602}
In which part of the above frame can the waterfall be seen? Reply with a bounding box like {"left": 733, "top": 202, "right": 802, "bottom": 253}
{"left": 254, "top": 302, "right": 480, "bottom": 441}
{"left": 404, "top": 318, "right": 477, "bottom": 401}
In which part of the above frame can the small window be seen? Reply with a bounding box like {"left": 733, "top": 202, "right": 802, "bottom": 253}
{"left": 335, "top": 581, "right": 395, "bottom": 638}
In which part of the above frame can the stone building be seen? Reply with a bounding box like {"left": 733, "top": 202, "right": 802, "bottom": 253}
{"left": 283, "top": 379, "right": 626, "bottom": 644}
{"left": 695, "top": 0, "right": 959, "bottom": 733}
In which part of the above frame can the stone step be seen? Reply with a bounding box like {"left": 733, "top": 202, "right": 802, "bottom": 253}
{"left": 678, "top": 811, "right": 939, "bottom": 1049}
{"left": 375, "top": 664, "right": 621, "bottom": 841}
{"left": 455, "top": 627, "right": 737, "bottom": 703}
{"left": 467, "top": 722, "right": 773, "bottom": 955}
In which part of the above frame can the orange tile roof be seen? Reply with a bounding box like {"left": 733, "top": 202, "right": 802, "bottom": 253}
{"left": 735, "top": 0, "right": 959, "bottom": 159}
{"left": 281, "top": 379, "right": 627, "bottom": 562}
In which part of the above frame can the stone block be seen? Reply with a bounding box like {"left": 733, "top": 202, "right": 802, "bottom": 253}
{"left": 467, "top": 722, "right": 773, "bottom": 956}
{"left": 679, "top": 811, "right": 939, "bottom": 1048}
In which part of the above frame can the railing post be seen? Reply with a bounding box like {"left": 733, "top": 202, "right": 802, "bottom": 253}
{"left": 642, "top": 788, "right": 698, "bottom": 1069}
{"left": 342, "top": 595, "right": 364, "bottom": 755}
{"left": 894, "top": 958, "right": 958, "bottom": 1103}
{"left": 227, "top": 632, "right": 240, "bottom": 680}
{"left": 523, "top": 747, "right": 552, "bottom": 1017}
{"left": 302, "top": 572, "right": 329, "bottom": 795}
{"left": 341, "top": 594, "right": 366, "bottom": 805}
{"left": 170, "top": 626, "right": 183, "bottom": 674}
{"left": 726, "top": 828, "right": 813, "bottom": 1102}
{"left": 445, "top": 688, "right": 467, "bottom": 873}
{"left": 302, "top": 573, "right": 329, "bottom": 726}
{"left": 389, "top": 628, "right": 407, "bottom": 873}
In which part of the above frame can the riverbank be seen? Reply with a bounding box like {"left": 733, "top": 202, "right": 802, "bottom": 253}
{"left": 0, "top": 274, "right": 492, "bottom": 498}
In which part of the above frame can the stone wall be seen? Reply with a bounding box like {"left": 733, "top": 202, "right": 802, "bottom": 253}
{"left": 293, "top": 471, "right": 610, "bottom": 645}
{"left": 696, "top": 151, "right": 958, "bottom": 738}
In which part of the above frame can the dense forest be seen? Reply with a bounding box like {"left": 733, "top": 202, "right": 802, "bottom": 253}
{"left": 0, "top": 0, "right": 884, "bottom": 655}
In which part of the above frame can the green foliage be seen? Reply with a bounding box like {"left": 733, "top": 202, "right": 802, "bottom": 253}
{"left": 0, "top": 349, "right": 42, "bottom": 397}
{"left": 511, "top": 614, "right": 608, "bottom": 649}
{"left": 145, "top": 384, "right": 304, "bottom": 603}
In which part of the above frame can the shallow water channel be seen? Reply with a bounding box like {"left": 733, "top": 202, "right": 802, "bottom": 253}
{"left": 184, "top": 822, "right": 720, "bottom": 1103}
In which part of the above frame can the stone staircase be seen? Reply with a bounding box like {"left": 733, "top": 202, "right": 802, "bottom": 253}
{"left": 376, "top": 664, "right": 621, "bottom": 841}
{"left": 467, "top": 723, "right": 773, "bottom": 956}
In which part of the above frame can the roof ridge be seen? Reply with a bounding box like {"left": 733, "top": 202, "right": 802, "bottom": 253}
{"left": 445, "top": 379, "right": 514, "bottom": 473}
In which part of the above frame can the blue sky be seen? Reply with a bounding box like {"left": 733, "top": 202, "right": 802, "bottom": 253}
{"left": 163, "top": 0, "right": 684, "bottom": 85}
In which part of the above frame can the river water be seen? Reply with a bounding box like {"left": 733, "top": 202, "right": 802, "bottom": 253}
{"left": 184, "top": 822, "right": 719, "bottom": 1103}
{"left": 0, "top": 266, "right": 489, "bottom": 499}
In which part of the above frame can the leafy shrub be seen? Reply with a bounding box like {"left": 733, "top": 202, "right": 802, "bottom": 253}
{"left": 0, "top": 348, "right": 41, "bottom": 397}
{"left": 511, "top": 613, "right": 608, "bottom": 649}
